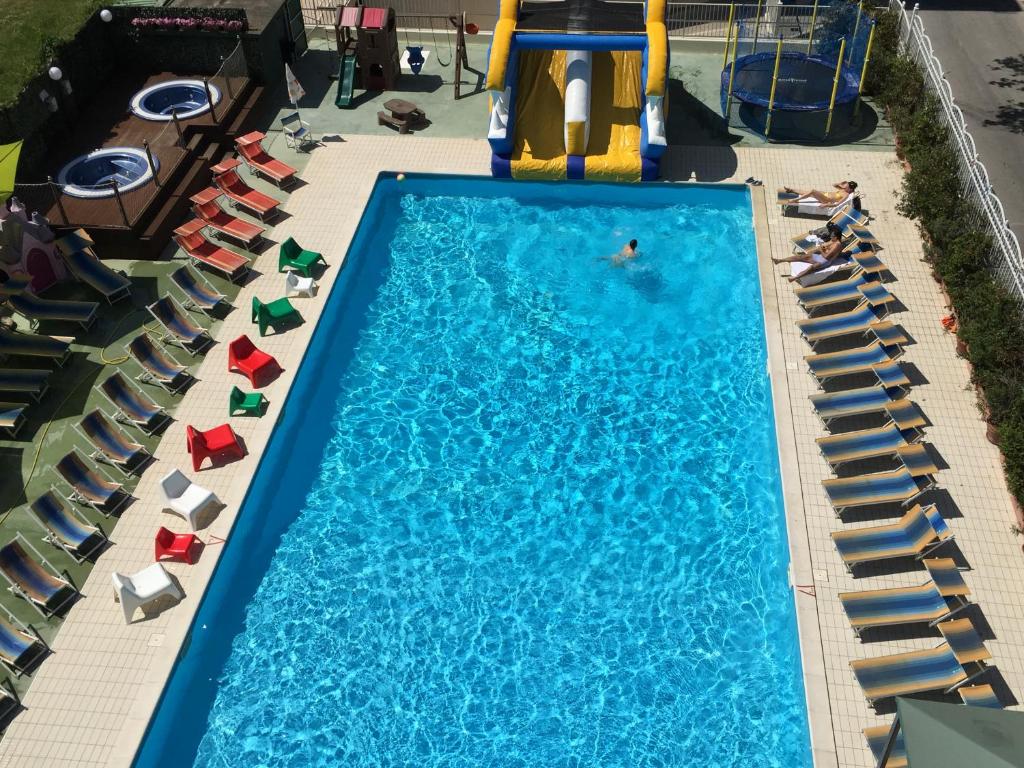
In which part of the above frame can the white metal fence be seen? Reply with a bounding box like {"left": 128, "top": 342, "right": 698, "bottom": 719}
{"left": 891, "top": 0, "right": 1024, "bottom": 302}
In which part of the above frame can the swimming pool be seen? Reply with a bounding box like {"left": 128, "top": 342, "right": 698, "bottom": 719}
{"left": 134, "top": 175, "right": 811, "bottom": 768}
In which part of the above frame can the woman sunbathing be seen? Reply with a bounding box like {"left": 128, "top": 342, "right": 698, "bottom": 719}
{"left": 773, "top": 225, "right": 845, "bottom": 283}
{"left": 783, "top": 180, "right": 858, "bottom": 205}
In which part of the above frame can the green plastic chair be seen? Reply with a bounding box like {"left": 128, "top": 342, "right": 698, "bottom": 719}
{"left": 229, "top": 386, "right": 267, "bottom": 416}
{"left": 251, "top": 296, "right": 301, "bottom": 337}
{"left": 279, "top": 237, "right": 326, "bottom": 278}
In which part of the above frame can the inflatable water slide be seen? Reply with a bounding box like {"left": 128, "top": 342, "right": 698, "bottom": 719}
{"left": 486, "top": 0, "right": 668, "bottom": 181}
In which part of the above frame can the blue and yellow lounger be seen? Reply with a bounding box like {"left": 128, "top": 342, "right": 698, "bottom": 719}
{"left": 797, "top": 303, "right": 907, "bottom": 349}
{"left": 805, "top": 341, "right": 908, "bottom": 389}
{"left": 824, "top": 445, "right": 939, "bottom": 515}
{"left": 839, "top": 557, "right": 970, "bottom": 638}
{"left": 791, "top": 205, "right": 868, "bottom": 252}
{"left": 958, "top": 683, "right": 1002, "bottom": 708}
{"left": 817, "top": 422, "right": 921, "bottom": 469}
{"left": 832, "top": 504, "right": 953, "bottom": 572}
{"left": 810, "top": 386, "right": 924, "bottom": 433}
{"left": 850, "top": 618, "right": 991, "bottom": 705}
{"left": 795, "top": 276, "right": 894, "bottom": 315}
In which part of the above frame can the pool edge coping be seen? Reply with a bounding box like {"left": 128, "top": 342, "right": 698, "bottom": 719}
{"left": 750, "top": 183, "right": 838, "bottom": 768}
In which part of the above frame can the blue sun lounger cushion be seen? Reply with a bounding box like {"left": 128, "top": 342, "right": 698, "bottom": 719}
{"left": 824, "top": 447, "right": 939, "bottom": 516}
{"left": 77, "top": 410, "right": 149, "bottom": 474}
{"left": 6, "top": 292, "right": 98, "bottom": 332}
{"left": 805, "top": 341, "right": 908, "bottom": 388}
{"left": 99, "top": 372, "right": 170, "bottom": 434}
{"left": 816, "top": 422, "right": 921, "bottom": 469}
{"left": 0, "top": 611, "right": 44, "bottom": 677}
{"left": 29, "top": 491, "right": 107, "bottom": 562}
{"left": 62, "top": 249, "right": 131, "bottom": 304}
{"left": 55, "top": 450, "right": 128, "bottom": 516}
{"left": 810, "top": 386, "right": 924, "bottom": 433}
{"left": 126, "top": 334, "right": 190, "bottom": 393}
{"left": 831, "top": 504, "right": 952, "bottom": 572}
{"left": 170, "top": 266, "right": 227, "bottom": 315}
{"left": 797, "top": 302, "right": 907, "bottom": 349}
{"left": 147, "top": 295, "right": 212, "bottom": 356}
{"left": 0, "top": 537, "right": 78, "bottom": 617}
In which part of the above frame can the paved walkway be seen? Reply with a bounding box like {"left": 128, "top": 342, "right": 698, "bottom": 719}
{"left": 1, "top": 137, "right": 1022, "bottom": 768}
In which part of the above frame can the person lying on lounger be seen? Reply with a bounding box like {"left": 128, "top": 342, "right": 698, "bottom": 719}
{"left": 782, "top": 180, "right": 858, "bottom": 205}
{"left": 773, "top": 224, "right": 844, "bottom": 282}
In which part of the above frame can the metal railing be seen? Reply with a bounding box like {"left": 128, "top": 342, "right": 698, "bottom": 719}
{"left": 666, "top": 2, "right": 823, "bottom": 39}
{"left": 890, "top": 0, "right": 1024, "bottom": 303}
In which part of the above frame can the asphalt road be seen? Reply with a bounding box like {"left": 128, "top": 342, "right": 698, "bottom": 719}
{"left": 917, "top": 1, "right": 1024, "bottom": 245}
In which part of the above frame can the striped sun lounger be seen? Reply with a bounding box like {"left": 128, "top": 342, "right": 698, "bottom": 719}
{"left": 958, "top": 683, "right": 1002, "bottom": 709}
{"left": 76, "top": 410, "right": 150, "bottom": 475}
{"left": 791, "top": 206, "right": 869, "bottom": 252}
{"left": 0, "top": 403, "right": 27, "bottom": 438}
{"left": 832, "top": 504, "right": 953, "bottom": 572}
{"left": 29, "top": 490, "right": 107, "bottom": 562}
{"left": 797, "top": 304, "right": 908, "bottom": 350}
{"left": 805, "top": 341, "right": 909, "bottom": 389}
{"left": 0, "top": 327, "right": 73, "bottom": 367}
{"left": 61, "top": 249, "right": 131, "bottom": 304}
{"left": 790, "top": 242, "right": 888, "bottom": 287}
{"left": 839, "top": 558, "right": 971, "bottom": 638}
{"left": 850, "top": 618, "right": 991, "bottom": 705}
{"left": 55, "top": 450, "right": 128, "bottom": 516}
{"left": 824, "top": 445, "right": 939, "bottom": 515}
{"left": 816, "top": 422, "right": 922, "bottom": 469}
{"left": 6, "top": 292, "right": 98, "bottom": 332}
{"left": 147, "top": 295, "right": 213, "bottom": 355}
{"left": 99, "top": 372, "right": 171, "bottom": 434}
{"left": 0, "top": 368, "right": 51, "bottom": 402}
{"left": 810, "top": 386, "right": 925, "bottom": 433}
{"left": 795, "top": 276, "right": 894, "bottom": 316}
{"left": 0, "top": 606, "right": 46, "bottom": 677}
{"left": 170, "top": 266, "right": 228, "bottom": 316}
{"left": 0, "top": 536, "right": 78, "bottom": 618}
{"left": 126, "top": 334, "right": 190, "bottom": 393}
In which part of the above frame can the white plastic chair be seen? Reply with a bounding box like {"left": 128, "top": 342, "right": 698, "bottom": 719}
{"left": 284, "top": 270, "right": 316, "bottom": 298}
{"left": 159, "top": 469, "right": 220, "bottom": 531}
{"left": 280, "top": 112, "right": 314, "bottom": 150}
{"left": 111, "top": 563, "right": 183, "bottom": 624}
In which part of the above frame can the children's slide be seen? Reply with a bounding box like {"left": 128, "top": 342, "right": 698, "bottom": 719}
{"left": 335, "top": 53, "right": 357, "bottom": 108}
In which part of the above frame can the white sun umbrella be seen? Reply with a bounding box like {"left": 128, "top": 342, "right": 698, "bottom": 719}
{"left": 284, "top": 62, "right": 306, "bottom": 119}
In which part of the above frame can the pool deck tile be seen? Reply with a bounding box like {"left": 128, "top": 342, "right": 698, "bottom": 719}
{"left": 0, "top": 137, "right": 1022, "bottom": 768}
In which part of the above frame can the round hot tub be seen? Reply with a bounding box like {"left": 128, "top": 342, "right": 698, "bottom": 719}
{"left": 130, "top": 79, "right": 221, "bottom": 121}
{"left": 57, "top": 147, "right": 158, "bottom": 199}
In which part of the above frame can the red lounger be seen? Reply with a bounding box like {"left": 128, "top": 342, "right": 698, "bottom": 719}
{"left": 213, "top": 158, "right": 281, "bottom": 221}
{"left": 228, "top": 334, "right": 281, "bottom": 387}
{"left": 173, "top": 219, "right": 251, "bottom": 283}
{"left": 190, "top": 188, "right": 265, "bottom": 250}
{"left": 235, "top": 131, "right": 297, "bottom": 188}
{"left": 186, "top": 423, "right": 245, "bottom": 471}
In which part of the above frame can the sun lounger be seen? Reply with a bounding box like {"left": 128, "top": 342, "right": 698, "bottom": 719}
{"left": 850, "top": 618, "right": 990, "bottom": 705}
{"left": 112, "top": 563, "right": 184, "bottom": 624}
{"left": 159, "top": 469, "right": 221, "bottom": 531}
{"left": 810, "top": 386, "right": 925, "bottom": 433}
{"left": 0, "top": 327, "right": 72, "bottom": 367}
{"left": 228, "top": 334, "right": 281, "bottom": 387}
{"left": 29, "top": 490, "right": 107, "bottom": 562}
{"left": 0, "top": 604, "right": 46, "bottom": 677}
{"left": 791, "top": 205, "right": 869, "bottom": 252}
{"left": 791, "top": 242, "right": 888, "bottom": 287}
{"left": 0, "top": 368, "right": 50, "bottom": 402}
{"left": 173, "top": 219, "right": 251, "bottom": 283}
{"left": 60, "top": 248, "right": 131, "bottom": 304}
{"left": 170, "top": 265, "right": 228, "bottom": 316}
{"left": 76, "top": 409, "right": 150, "bottom": 475}
{"left": 236, "top": 131, "right": 298, "bottom": 188}
{"left": 777, "top": 189, "right": 858, "bottom": 217}
{"left": 797, "top": 303, "right": 907, "bottom": 350}
{"left": 190, "top": 187, "right": 265, "bottom": 250}
{"left": 839, "top": 558, "right": 970, "bottom": 638}
{"left": 279, "top": 237, "right": 327, "bottom": 278}
{"left": 126, "top": 334, "right": 190, "bottom": 393}
{"left": 805, "top": 340, "right": 908, "bottom": 389}
{"left": 0, "top": 402, "right": 27, "bottom": 438}
{"left": 795, "top": 276, "right": 894, "bottom": 315}
{"left": 53, "top": 227, "right": 95, "bottom": 256}
{"left": 147, "top": 295, "right": 213, "bottom": 355}
{"left": 958, "top": 683, "right": 1002, "bottom": 708}
{"left": 817, "top": 422, "right": 922, "bottom": 469}
{"left": 55, "top": 449, "right": 128, "bottom": 516}
{"left": 832, "top": 504, "right": 953, "bottom": 572}
{"left": 186, "top": 423, "right": 245, "bottom": 471}
{"left": 251, "top": 295, "right": 302, "bottom": 336}
{"left": 99, "top": 372, "right": 170, "bottom": 434}
{"left": 0, "top": 535, "right": 78, "bottom": 617}
{"left": 0, "top": 274, "right": 31, "bottom": 297}
{"left": 824, "top": 446, "right": 939, "bottom": 515}
{"left": 214, "top": 161, "right": 281, "bottom": 221}
{"left": 5, "top": 291, "right": 98, "bottom": 332}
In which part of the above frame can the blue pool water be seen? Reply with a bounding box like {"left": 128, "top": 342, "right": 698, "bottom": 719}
{"left": 135, "top": 176, "right": 810, "bottom": 768}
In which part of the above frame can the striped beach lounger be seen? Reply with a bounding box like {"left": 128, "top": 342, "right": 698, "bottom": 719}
{"left": 825, "top": 446, "right": 939, "bottom": 515}
{"left": 790, "top": 242, "right": 887, "bottom": 287}
{"left": 832, "top": 504, "right": 953, "bottom": 572}
{"left": 76, "top": 410, "right": 150, "bottom": 474}
{"left": 126, "top": 334, "right": 190, "bottom": 393}
{"left": 777, "top": 189, "right": 857, "bottom": 217}
{"left": 147, "top": 295, "right": 213, "bottom": 355}
{"left": 0, "top": 402, "right": 27, "bottom": 438}
{"left": 791, "top": 206, "right": 869, "bottom": 252}
{"left": 810, "top": 386, "right": 925, "bottom": 433}
{"left": 0, "top": 327, "right": 72, "bottom": 366}
{"left": 795, "top": 276, "right": 894, "bottom": 316}
{"left": 0, "top": 606, "right": 46, "bottom": 677}
{"left": 99, "top": 372, "right": 170, "bottom": 434}
{"left": 0, "top": 536, "right": 78, "bottom": 618}
{"left": 29, "top": 490, "right": 107, "bottom": 562}
{"left": 6, "top": 292, "right": 98, "bottom": 332}
{"left": 817, "top": 422, "right": 922, "bottom": 469}
{"left": 958, "top": 683, "right": 1002, "bottom": 708}
{"left": 839, "top": 558, "right": 971, "bottom": 638}
{"left": 55, "top": 450, "right": 128, "bottom": 516}
{"left": 797, "top": 304, "right": 908, "bottom": 349}
{"left": 0, "top": 368, "right": 50, "bottom": 402}
{"left": 850, "top": 618, "right": 991, "bottom": 705}
{"left": 170, "top": 266, "right": 228, "bottom": 316}
{"left": 805, "top": 341, "right": 909, "bottom": 389}
{"left": 62, "top": 249, "right": 131, "bottom": 304}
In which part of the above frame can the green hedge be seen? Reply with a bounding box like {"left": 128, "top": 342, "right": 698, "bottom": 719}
{"left": 866, "top": 10, "right": 1024, "bottom": 504}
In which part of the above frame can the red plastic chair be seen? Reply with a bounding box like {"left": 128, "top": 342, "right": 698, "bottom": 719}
{"left": 154, "top": 526, "right": 200, "bottom": 564}
{"left": 185, "top": 423, "right": 245, "bottom": 471}
{"left": 227, "top": 334, "right": 281, "bottom": 387}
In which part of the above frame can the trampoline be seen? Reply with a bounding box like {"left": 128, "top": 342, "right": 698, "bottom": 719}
{"left": 726, "top": 52, "right": 859, "bottom": 112}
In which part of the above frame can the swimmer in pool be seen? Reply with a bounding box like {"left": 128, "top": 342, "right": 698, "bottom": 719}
{"left": 772, "top": 224, "right": 844, "bottom": 283}
{"left": 611, "top": 239, "right": 638, "bottom": 266}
